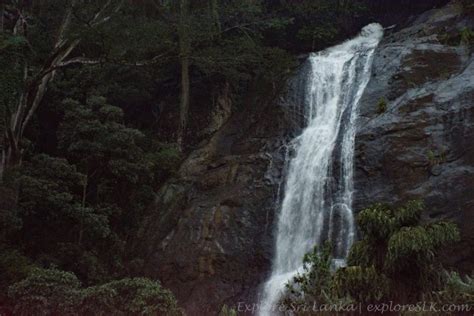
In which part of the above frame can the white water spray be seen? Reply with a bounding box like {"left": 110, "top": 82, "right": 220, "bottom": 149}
{"left": 259, "top": 24, "right": 383, "bottom": 315}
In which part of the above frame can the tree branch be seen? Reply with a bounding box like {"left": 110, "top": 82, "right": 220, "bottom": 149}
{"left": 220, "top": 19, "right": 270, "bottom": 35}
{"left": 55, "top": 0, "right": 77, "bottom": 49}
{"left": 90, "top": 0, "right": 124, "bottom": 27}
{"left": 58, "top": 57, "right": 103, "bottom": 67}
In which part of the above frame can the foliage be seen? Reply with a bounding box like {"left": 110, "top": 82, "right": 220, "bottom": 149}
{"left": 8, "top": 268, "right": 183, "bottom": 315}
{"left": 427, "top": 148, "right": 447, "bottom": 167}
{"left": 175, "top": 0, "right": 297, "bottom": 96}
{"left": 438, "top": 27, "right": 474, "bottom": 47}
{"left": 146, "top": 142, "right": 183, "bottom": 181}
{"left": 282, "top": 243, "right": 333, "bottom": 305}
{"left": 0, "top": 187, "right": 22, "bottom": 243}
{"left": 80, "top": 278, "right": 183, "bottom": 315}
{"left": 17, "top": 154, "right": 103, "bottom": 245}
{"left": 432, "top": 271, "right": 474, "bottom": 305}
{"left": 274, "top": 0, "right": 368, "bottom": 51}
{"left": 460, "top": 0, "right": 474, "bottom": 15}
{"left": 58, "top": 97, "right": 151, "bottom": 192}
{"left": 219, "top": 304, "right": 238, "bottom": 316}
{"left": 460, "top": 27, "right": 474, "bottom": 46}
{"left": 8, "top": 268, "right": 82, "bottom": 315}
{"left": 281, "top": 200, "right": 462, "bottom": 312}
{"left": 333, "top": 265, "right": 390, "bottom": 302}
{"left": 0, "top": 34, "right": 28, "bottom": 143}
{"left": 347, "top": 200, "right": 459, "bottom": 302}
{"left": 0, "top": 249, "right": 32, "bottom": 290}
{"left": 16, "top": 154, "right": 113, "bottom": 282}
{"left": 377, "top": 97, "right": 388, "bottom": 113}
{"left": 57, "top": 96, "right": 182, "bottom": 232}
{"left": 280, "top": 243, "right": 352, "bottom": 311}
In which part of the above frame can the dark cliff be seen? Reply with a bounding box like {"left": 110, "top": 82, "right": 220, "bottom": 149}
{"left": 354, "top": 1, "right": 474, "bottom": 273}
{"left": 137, "top": 82, "right": 294, "bottom": 314}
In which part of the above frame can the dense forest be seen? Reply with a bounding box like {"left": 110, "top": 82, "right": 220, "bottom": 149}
{"left": 1, "top": 0, "right": 473, "bottom": 315}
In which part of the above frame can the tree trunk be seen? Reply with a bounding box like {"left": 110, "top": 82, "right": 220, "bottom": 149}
{"left": 178, "top": 55, "right": 190, "bottom": 149}
{"left": 0, "top": 0, "right": 119, "bottom": 182}
{"left": 0, "top": 150, "right": 5, "bottom": 182}
{"left": 78, "top": 174, "right": 88, "bottom": 245}
{"left": 177, "top": 0, "right": 190, "bottom": 150}
{"left": 0, "top": 38, "right": 78, "bottom": 183}
{"left": 209, "top": 0, "right": 221, "bottom": 34}
{"left": 1, "top": 3, "right": 4, "bottom": 33}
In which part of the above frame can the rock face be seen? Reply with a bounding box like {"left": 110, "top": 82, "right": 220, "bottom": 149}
{"left": 354, "top": 2, "right": 474, "bottom": 272}
{"left": 138, "top": 83, "right": 298, "bottom": 314}
{"left": 140, "top": 3, "right": 474, "bottom": 314}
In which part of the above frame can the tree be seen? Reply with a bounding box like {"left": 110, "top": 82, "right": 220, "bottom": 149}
{"left": 17, "top": 154, "right": 105, "bottom": 251}
{"left": 81, "top": 277, "right": 183, "bottom": 315}
{"left": 177, "top": 0, "right": 190, "bottom": 149}
{"left": 4, "top": 92, "right": 182, "bottom": 286}
{"left": 219, "top": 304, "right": 237, "bottom": 316}
{"left": 165, "top": 0, "right": 295, "bottom": 148}
{"left": 8, "top": 267, "right": 82, "bottom": 315}
{"left": 15, "top": 153, "right": 115, "bottom": 283}
{"left": 0, "top": 0, "right": 123, "bottom": 181}
{"left": 339, "top": 200, "right": 460, "bottom": 303}
{"left": 0, "top": 31, "right": 29, "bottom": 181}
{"left": 270, "top": 0, "right": 367, "bottom": 52}
{"left": 281, "top": 200, "right": 461, "bottom": 313}
{"left": 433, "top": 271, "right": 474, "bottom": 305}
{"left": 0, "top": 249, "right": 32, "bottom": 293}
{"left": 9, "top": 267, "right": 183, "bottom": 316}
{"left": 280, "top": 243, "right": 353, "bottom": 312}
{"left": 57, "top": 96, "right": 160, "bottom": 234}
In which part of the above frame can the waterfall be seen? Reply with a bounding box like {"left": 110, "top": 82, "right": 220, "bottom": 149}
{"left": 259, "top": 24, "right": 383, "bottom": 315}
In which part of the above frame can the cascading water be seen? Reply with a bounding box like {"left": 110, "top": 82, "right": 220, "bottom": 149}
{"left": 259, "top": 24, "right": 383, "bottom": 315}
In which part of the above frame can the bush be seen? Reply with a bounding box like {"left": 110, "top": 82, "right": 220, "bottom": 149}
{"left": 9, "top": 268, "right": 183, "bottom": 316}
{"left": 280, "top": 200, "right": 462, "bottom": 313}
{"left": 460, "top": 27, "right": 474, "bottom": 45}
{"left": 333, "top": 265, "right": 390, "bottom": 303}
{"left": 81, "top": 278, "right": 183, "bottom": 316}
{"left": 219, "top": 304, "right": 237, "bottom": 316}
{"left": 433, "top": 271, "right": 474, "bottom": 305}
{"left": 0, "top": 250, "right": 32, "bottom": 291}
{"left": 377, "top": 97, "right": 387, "bottom": 113}
{"left": 461, "top": 0, "right": 474, "bottom": 15}
{"left": 347, "top": 200, "right": 459, "bottom": 302}
{"left": 280, "top": 243, "right": 352, "bottom": 311}
{"left": 8, "top": 268, "right": 82, "bottom": 316}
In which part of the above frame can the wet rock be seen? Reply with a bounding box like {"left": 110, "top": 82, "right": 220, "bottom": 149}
{"left": 354, "top": 1, "right": 474, "bottom": 273}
